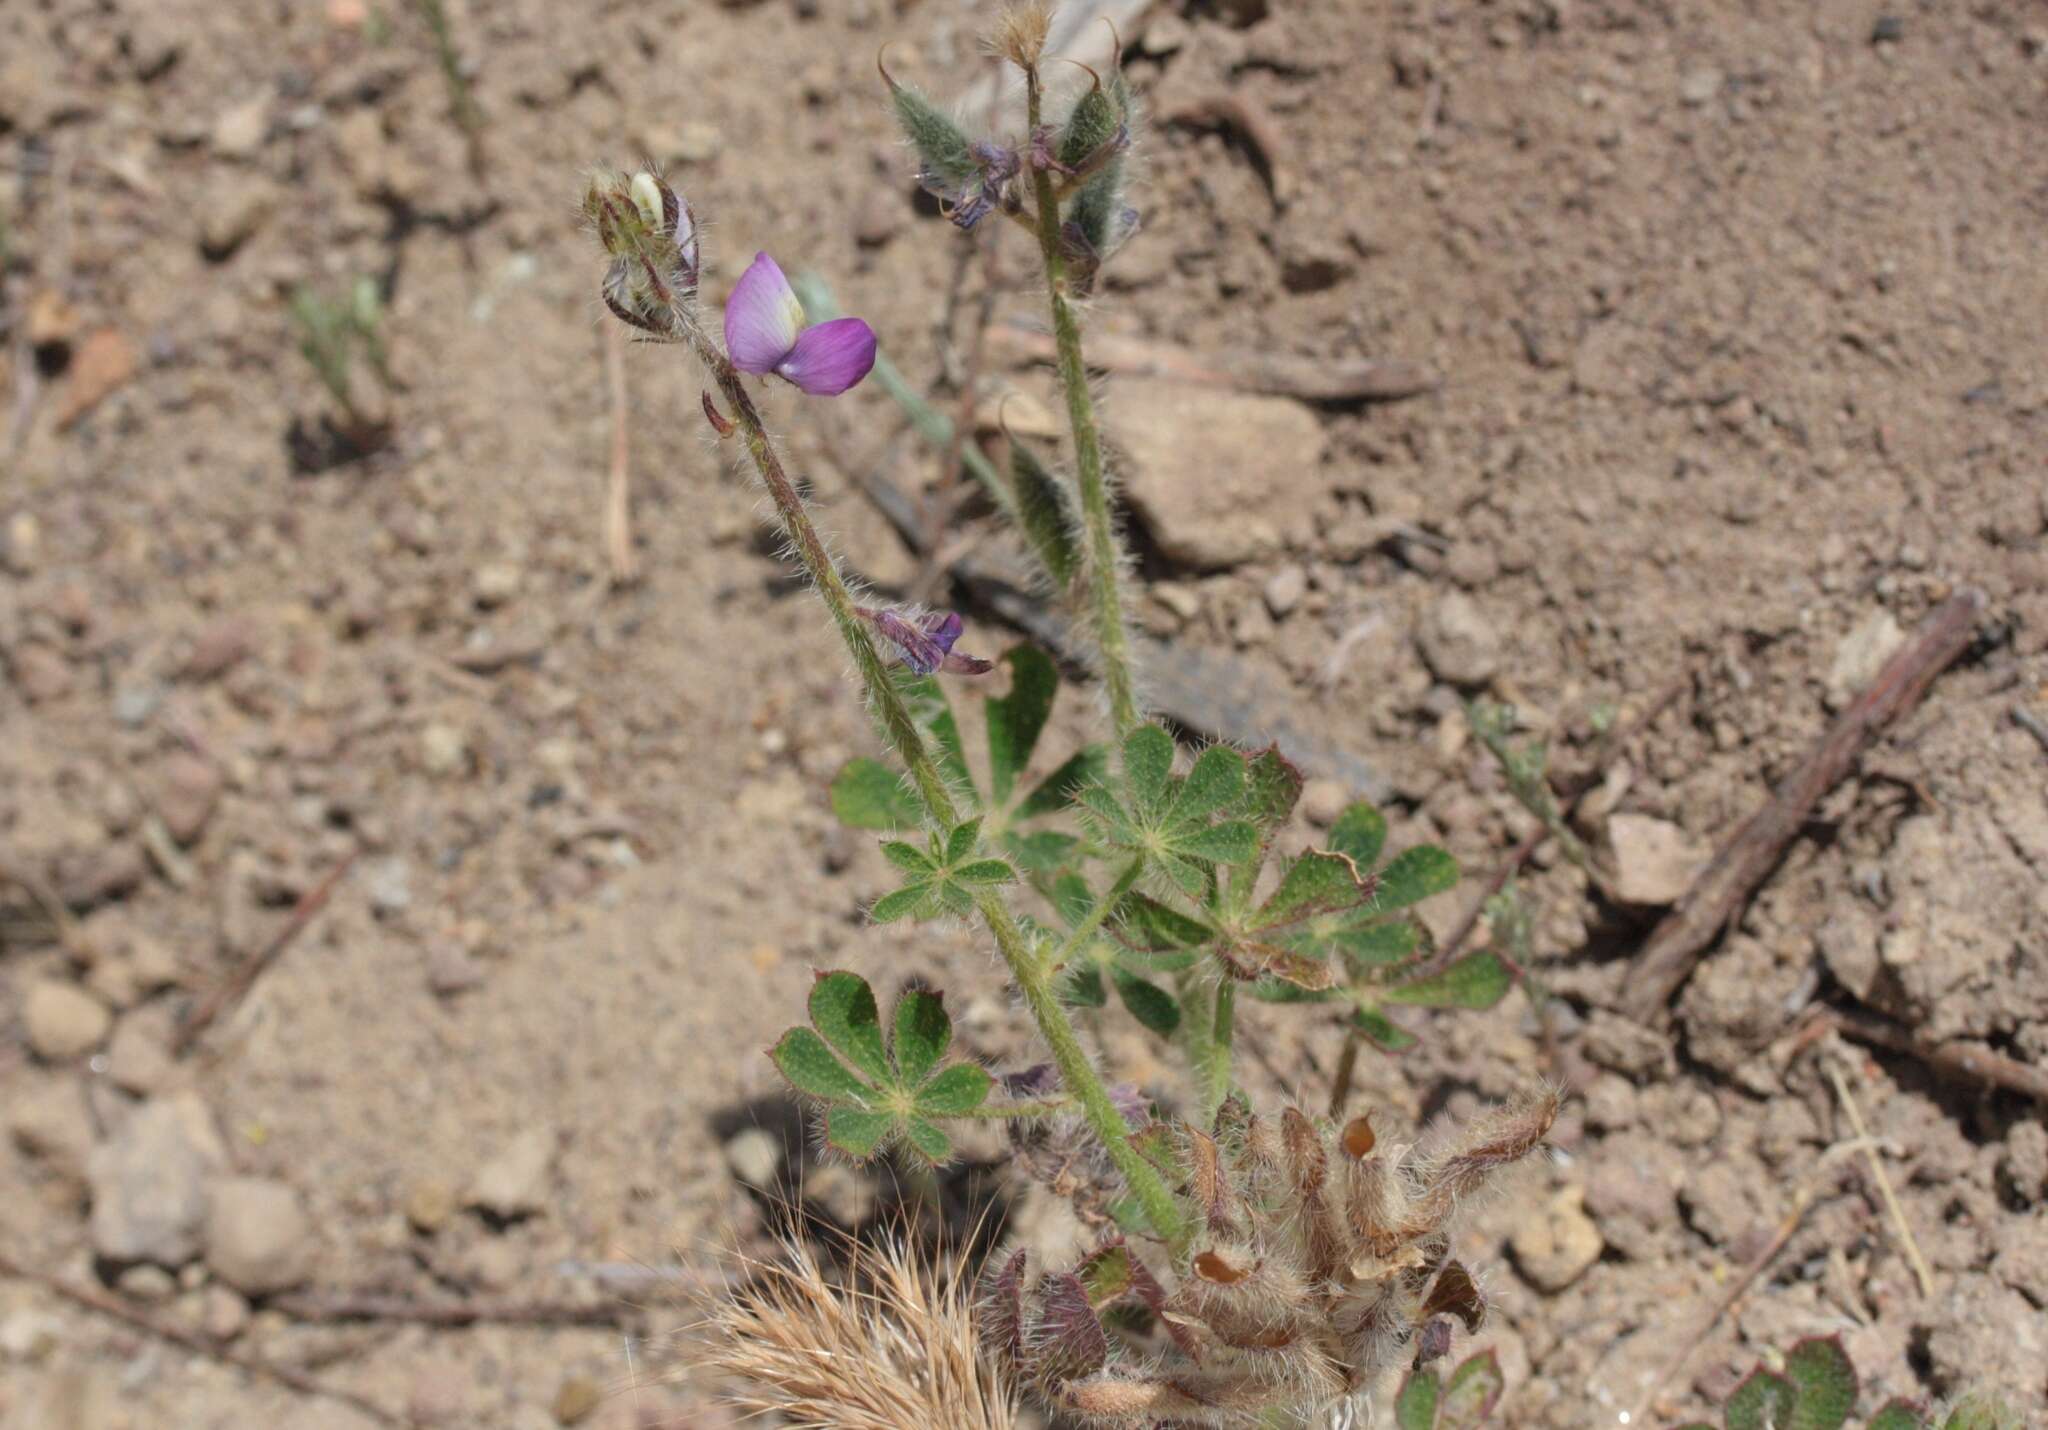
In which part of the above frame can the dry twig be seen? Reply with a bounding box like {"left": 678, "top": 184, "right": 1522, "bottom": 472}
{"left": 175, "top": 851, "right": 357, "bottom": 1056}
{"left": 1824, "top": 1050, "right": 1936, "bottom": 1298}
{"left": 1622, "top": 589, "right": 1985, "bottom": 1022}
{"left": 1823, "top": 1004, "right": 2048, "bottom": 1106}
{"left": 274, "top": 1290, "right": 633, "bottom": 1329}
{"left": 0, "top": 1249, "right": 400, "bottom": 1426}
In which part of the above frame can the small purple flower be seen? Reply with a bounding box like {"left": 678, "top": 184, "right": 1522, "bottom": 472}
{"left": 724, "top": 252, "right": 877, "bottom": 396}
{"left": 858, "top": 606, "right": 993, "bottom": 677}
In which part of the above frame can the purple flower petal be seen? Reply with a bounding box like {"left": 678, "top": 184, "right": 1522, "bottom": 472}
{"left": 724, "top": 252, "right": 804, "bottom": 374}
{"left": 917, "top": 610, "right": 964, "bottom": 655}
{"left": 866, "top": 609, "right": 947, "bottom": 675}
{"left": 776, "top": 317, "right": 878, "bottom": 397}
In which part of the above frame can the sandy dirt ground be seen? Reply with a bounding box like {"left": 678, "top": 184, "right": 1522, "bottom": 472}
{"left": 2, "top": 0, "right": 2044, "bottom": 1426}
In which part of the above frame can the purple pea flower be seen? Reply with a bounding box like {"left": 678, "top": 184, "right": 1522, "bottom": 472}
{"left": 858, "top": 606, "right": 992, "bottom": 677}
{"left": 724, "top": 252, "right": 878, "bottom": 397}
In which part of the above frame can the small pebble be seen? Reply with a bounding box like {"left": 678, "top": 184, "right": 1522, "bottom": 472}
{"left": 1262, "top": 566, "right": 1308, "bottom": 619}
{"left": 405, "top": 1177, "right": 459, "bottom": 1234}
{"left": 723, "top": 1127, "right": 783, "bottom": 1190}
{"left": 154, "top": 752, "right": 223, "bottom": 844}
{"left": 466, "top": 1127, "right": 555, "bottom": 1221}
{"left": 1300, "top": 778, "right": 1350, "bottom": 828}
{"left": 471, "top": 561, "right": 523, "bottom": 608}
{"left": 24, "top": 978, "right": 113, "bottom": 1061}
{"left": 552, "top": 1375, "right": 604, "bottom": 1426}
{"left": 204, "top": 1176, "right": 313, "bottom": 1294}
{"left": 420, "top": 722, "right": 470, "bottom": 778}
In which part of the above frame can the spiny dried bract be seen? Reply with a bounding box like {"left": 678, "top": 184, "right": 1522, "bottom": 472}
{"left": 583, "top": 165, "right": 699, "bottom": 336}
{"left": 985, "top": 1093, "right": 1559, "bottom": 1428}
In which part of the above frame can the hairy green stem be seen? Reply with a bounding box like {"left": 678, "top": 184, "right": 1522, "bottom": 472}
{"left": 694, "top": 331, "right": 1185, "bottom": 1253}
{"left": 1024, "top": 66, "right": 1141, "bottom": 736}
{"left": 1048, "top": 856, "right": 1144, "bottom": 975}
{"left": 1203, "top": 982, "right": 1236, "bottom": 1120}
{"left": 983, "top": 891, "right": 1187, "bottom": 1248}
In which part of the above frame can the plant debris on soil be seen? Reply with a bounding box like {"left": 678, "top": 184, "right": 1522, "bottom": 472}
{"left": 2, "top": 1, "right": 2044, "bottom": 1426}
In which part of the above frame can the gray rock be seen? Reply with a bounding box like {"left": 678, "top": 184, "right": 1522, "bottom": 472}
{"left": 204, "top": 1176, "right": 312, "bottom": 1294}
{"left": 1605, "top": 813, "right": 1708, "bottom": 906}
{"left": 1116, "top": 379, "right": 1326, "bottom": 569}
{"left": 465, "top": 1127, "right": 555, "bottom": 1221}
{"left": 1417, "top": 591, "right": 1501, "bottom": 686}
{"left": 23, "top": 979, "right": 113, "bottom": 1061}
{"left": 87, "top": 1094, "right": 227, "bottom": 1267}
{"left": 365, "top": 856, "right": 414, "bottom": 916}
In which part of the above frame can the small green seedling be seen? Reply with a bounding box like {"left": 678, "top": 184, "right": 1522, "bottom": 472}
{"left": 1397, "top": 1349, "right": 1508, "bottom": 1430}
{"left": 1671, "top": 1336, "right": 2017, "bottom": 1430}
{"left": 288, "top": 276, "right": 395, "bottom": 448}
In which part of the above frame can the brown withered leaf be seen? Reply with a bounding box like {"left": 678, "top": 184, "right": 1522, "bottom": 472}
{"left": 1032, "top": 1272, "right": 1109, "bottom": 1384}
{"left": 1421, "top": 1260, "right": 1485, "bottom": 1333}
{"left": 1340, "top": 1114, "right": 1377, "bottom": 1159}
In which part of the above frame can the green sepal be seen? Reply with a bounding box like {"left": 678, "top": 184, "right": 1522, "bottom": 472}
{"left": 808, "top": 971, "right": 890, "bottom": 1083}
{"left": 772, "top": 1027, "right": 875, "bottom": 1106}
{"left": 1376, "top": 845, "right": 1460, "bottom": 910}
{"left": 1438, "top": 1348, "right": 1504, "bottom": 1429}
{"left": 1384, "top": 951, "right": 1515, "bottom": 1009}
{"left": 985, "top": 646, "right": 1058, "bottom": 805}
{"left": 889, "top": 81, "right": 978, "bottom": 190}
{"left": 829, "top": 757, "right": 921, "bottom": 831}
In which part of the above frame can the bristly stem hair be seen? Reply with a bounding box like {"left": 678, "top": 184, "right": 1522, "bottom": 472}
{"left": 1022, "top": 58, "right": 1142, "bottom": 738}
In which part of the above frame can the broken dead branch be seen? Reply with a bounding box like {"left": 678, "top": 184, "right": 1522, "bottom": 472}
{"left": 993, "top": 320, "right": 1436, "bottom": 404}
{"left": 1824, "top": 1004, "right": 2048, "bottom": 1106}
{"left": 1622, "top": 589, "right": 1985, "bottom": 1023}
{"left": 273, "top": 1290, "right": 634, "bottom": 1329}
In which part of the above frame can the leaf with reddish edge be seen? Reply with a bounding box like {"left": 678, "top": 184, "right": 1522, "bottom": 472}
{"left": 1438, "top": 1348, "right": 1505, "bottom": 1429}
{"left": 979, "top": 1249, "right": 1029, "bottom": 1364}
{"left": 1032, "top": 1273, "right": 1109, "bottom": 1384}
{"left": 1250, "top": 849, "right": 1379, "bottom": 931}
{"left": 808, "top": 971, "right": 890, "bottom": 1082}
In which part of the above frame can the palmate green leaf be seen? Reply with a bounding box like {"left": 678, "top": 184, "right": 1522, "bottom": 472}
{"left": 1438, "top": 1349, "right": 1504, "bottom": 1429}
{"left": 1009, "top": 440, "right": 1080, "bottom": 589}
{"left": 809, "top": 972, "right": 890, "bottom": 1082}
{"left": 892, "top": 988, "right": 952, "bottom": 1086}
{"left": 1173, "top": 820, "right": 1259, "bottom": 864}
{"left": 1393, "top": 1366, "right": 1439, "bottom": 1430}
{"left": 914, "top": 1062, "right": 992, "bottom": 1116}
{"left": 901, "top": 1117, "right": 952, "bottom": 1164}
{"left": 881, "top": 840, "right": 936, "bottom": 875}
{"left": 1122, "top": 725, "right": 1176, "bottom": 816}
{"left": 1004, "top": 829, "right": 1078, "bottom": 874}
{"left": 1239, "top": 747, "right": 1304, "bottom": 838}
{"left": 1246, "top": 978, "right": 1345, "bottom": 1005}
{"left": 1328, "top": 801, "right": 1388, "bottom": 872}
{"left": 870, "top": 884, "right": 934, "bottom": 923}
{"left": 986, "top": 647, "right": 1059, "bottom": 805}
{"left": 1251, "top": 850, "right": 1376, "bottom": 931}
{"left": 1351, "top": 1004, "right": 1418, "bottom": 1052}
{"left": 1726, "top": 1370, "right": 1797, "bottom": 1430}
{"left": 954, "top": 859, "right": 1017, "bottom": 885}
{"left": 772, "top": 1027, "right": 876, "bottom": 1105}
{"left": 1335, "top": 918, "right": 1421, "bottom": 969}
{"left": 1111, "top": 966, "right": 1180, "bottom": 1035}
{"left": 1171, "top": 746, "right": 1246, "bottom": 826}
{"left": 1782, "top": 1337, "right": 1857, "bottom": 1430}
{"left": 1051, "top": 870, "right": 1095, "bottom": 927}
{"left": 1376, "top": 844, "right": 1460, "bottom": 910}
{"left": 945, "top": 817, "right": 984, "bottom": 866}
{"left": 1015, "top": 744, "right": 1109, "bottom": 820}
{"left": 829, "top": 757, "right": 921, "bottom": 831}
{"left": 1384, "top": 950, "right": 1514, "bottom": 1009}
{"left": 824, "top": 1105, "right": 895, "bottom": 1160}
{"left": 1112, "top": 893, "right": 1215, "bottom": 954}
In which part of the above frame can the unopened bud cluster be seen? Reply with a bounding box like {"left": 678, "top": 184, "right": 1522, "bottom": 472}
{"left": 583, "top": 166, "right": 700, "bottom": 336}
{"left": 982, "top": 1091, "right": 1559, "bottom": 1427}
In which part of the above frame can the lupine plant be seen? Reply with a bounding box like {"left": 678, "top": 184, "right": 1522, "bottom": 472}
{"left": 582, "top": 5, "right": 1548, "bottom": 1423}
{"left": 1672, "top": 1337, "right": 2018, "bottom": 1430}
